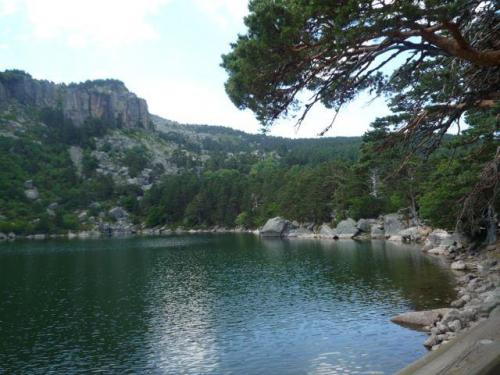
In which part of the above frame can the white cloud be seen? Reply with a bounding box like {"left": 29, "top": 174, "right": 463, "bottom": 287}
{"left": 0, "top": 0, "right": 18, "bottom": 17}
{"left": 5, "top": 0, "right": 248, "bottom": 47}
{"left": 22, "top": 0, "right": 171, "bottom": 47}
{"left": 193, "top": 0, "right": 248, "bottom": 30}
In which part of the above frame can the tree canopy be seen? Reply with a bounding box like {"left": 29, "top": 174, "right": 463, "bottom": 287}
{"left": 222, "top": 0, "right": 498, "bottom": 145}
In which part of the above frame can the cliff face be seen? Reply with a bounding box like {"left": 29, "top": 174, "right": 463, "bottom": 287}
{"left": 0, "top": 70, "right": 151, "bottom": 130}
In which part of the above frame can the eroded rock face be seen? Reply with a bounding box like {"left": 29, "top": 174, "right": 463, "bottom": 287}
{"left": 0, "top": 72, "right": 151, "bottom": 130}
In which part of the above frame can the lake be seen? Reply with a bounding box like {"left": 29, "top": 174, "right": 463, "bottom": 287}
{"left": 0, "top": 235, "right": 456, "bottom": 374}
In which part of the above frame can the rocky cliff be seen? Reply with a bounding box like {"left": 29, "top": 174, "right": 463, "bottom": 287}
{"left": 0, "top": 70, "right": 151, "bottom": 130}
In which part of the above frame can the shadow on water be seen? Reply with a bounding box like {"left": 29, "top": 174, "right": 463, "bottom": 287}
{"left": 0, "top": 235, "right": 456, "bottom": 374}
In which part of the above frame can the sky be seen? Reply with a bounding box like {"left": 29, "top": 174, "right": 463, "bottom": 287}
{"left": 0, "top": 0, "right": 390, "bottom": 138}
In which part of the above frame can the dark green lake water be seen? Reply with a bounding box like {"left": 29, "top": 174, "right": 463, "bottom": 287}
{"left": 0, "top": 235, "right": 456, "bottom": 374}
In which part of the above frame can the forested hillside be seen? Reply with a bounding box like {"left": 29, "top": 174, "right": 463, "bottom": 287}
{"left": 0, "top": 68, "right": 496, "bottom": 241}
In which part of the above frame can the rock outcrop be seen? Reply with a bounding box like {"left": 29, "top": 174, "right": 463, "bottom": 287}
{"left": 0, "top": 70, "right": 151, "bottom": 130}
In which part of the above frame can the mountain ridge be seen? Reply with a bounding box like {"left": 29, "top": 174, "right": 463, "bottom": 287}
{"left": 0, "top": 70, "right": 150, "bottom": 130}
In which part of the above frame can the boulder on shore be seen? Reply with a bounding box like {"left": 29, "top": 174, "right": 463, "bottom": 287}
{"left": 371, "top": 225, "right": 385, "bottom": 239}
{"left": 335, "top": 218, "right": 359, "bottom": 239}
{"left": 318, "top": 223, "right": 337, "bottom": 239}
{"left": 356, "top": 218, "right": 372, "bottom": 233}
{"left": 384, "top": 213, "right": 407, "bottom": 239}
{"left": 391, "top": 308, "right": 453, "bottom": 328}
{"left": 400, "top": 226, "right": 431, "bottom": 243}
{"left": 423, "top": 229, "right": 458, "bottom": 251}
{"left": 260, "top": 217, "right": 291, "bottom": 237}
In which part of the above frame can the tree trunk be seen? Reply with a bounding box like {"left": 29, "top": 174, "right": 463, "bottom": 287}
{"left": 485, "top": 204, "right": 497, "bottom": 245}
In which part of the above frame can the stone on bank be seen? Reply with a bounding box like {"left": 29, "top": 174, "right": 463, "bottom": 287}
{"left": 335, "top": 218, "right": 359, "bottom": 239}
{"left": 260, "top": 217, "right": 294, "bottom": 237}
